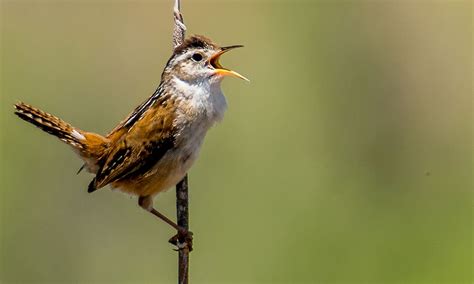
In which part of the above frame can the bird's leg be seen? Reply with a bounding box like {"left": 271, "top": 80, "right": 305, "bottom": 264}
{"left": 138, "top": 196, "right": 193, "bottom": 251}
{"left": 138, "top": 195, "right": 181, "bottom": 230}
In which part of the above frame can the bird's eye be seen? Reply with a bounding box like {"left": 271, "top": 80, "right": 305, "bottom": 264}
{"left": 192, "top": 53, "right": 203, "bottom": 62}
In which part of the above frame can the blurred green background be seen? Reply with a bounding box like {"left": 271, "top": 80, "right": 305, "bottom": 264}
{"left": 0, "top": 0, "right": 472, "bottom": 283}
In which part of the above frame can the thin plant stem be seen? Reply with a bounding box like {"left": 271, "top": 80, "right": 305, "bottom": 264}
{"left": 172, "top": 1, "right": 189, "bottom": 283}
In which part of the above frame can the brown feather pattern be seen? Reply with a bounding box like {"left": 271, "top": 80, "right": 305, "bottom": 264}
{"left": 14, "top": 35, "right": 229, "bottom": 198}
{"left": 88, "top": 89, "right": 178, "bottom": 192}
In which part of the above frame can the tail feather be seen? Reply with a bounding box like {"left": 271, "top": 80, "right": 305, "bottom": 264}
{"left": 14, "top": 102, "right": 110, "bottom": 184}
{"left": 14, "top": 102, "right": 86, "bottom": 149}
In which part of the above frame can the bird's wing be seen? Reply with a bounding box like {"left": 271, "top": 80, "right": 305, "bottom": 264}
{"left": 89, "top": 98, "right": 177, "bottom": 192}
{"left": 107, "top": 85, "right": 165, "bottom": 137}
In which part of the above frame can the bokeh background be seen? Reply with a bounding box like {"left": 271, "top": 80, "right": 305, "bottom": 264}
{"left": 0, "top": 0, "right": 472, "bottom": 283}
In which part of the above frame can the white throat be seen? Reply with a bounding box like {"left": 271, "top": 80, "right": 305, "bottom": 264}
{"left": 170, "top": 75, "right": 228, "bottom": 173}
{"left": 171, "top": 75, "right": 227, "bottom": 123}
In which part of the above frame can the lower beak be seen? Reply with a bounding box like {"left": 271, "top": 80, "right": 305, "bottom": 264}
{"left": 209, "top": 45, "right": 249, "bottom": 82}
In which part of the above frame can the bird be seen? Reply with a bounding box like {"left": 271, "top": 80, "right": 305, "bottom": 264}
{"left": 13, "top": 35, "right": 248, "bottom": 242}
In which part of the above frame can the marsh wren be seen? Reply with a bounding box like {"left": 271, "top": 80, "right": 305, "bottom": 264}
{"left": 14, "top": 35, "right": 248, "bottom": 239}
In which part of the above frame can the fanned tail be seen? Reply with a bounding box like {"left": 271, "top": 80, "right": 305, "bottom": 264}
{"left": 14, "top": 102, "right": 87, "bottom": 149}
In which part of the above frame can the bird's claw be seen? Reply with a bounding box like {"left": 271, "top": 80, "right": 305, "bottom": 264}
{"left": 169, "top": 229, "right": 193, "bottom": 252}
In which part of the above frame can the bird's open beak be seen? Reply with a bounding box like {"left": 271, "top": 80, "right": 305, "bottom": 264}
{"left": 209, "top": 45, "right": 249, "bottom": 82}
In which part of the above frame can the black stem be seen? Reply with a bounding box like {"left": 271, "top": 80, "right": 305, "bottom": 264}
{"left": 173, "top": 0, "right": 189, "bottom": 283}
{"left": 176, "top": 175, "right": 189, "bottom": 284}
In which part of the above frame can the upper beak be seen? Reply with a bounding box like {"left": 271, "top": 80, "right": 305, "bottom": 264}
{"left": 209, "top": 45, "right": 249, "bottom": 82}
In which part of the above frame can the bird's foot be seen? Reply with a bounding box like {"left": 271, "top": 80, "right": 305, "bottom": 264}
{"left": 169, "top": 228, "right": 193, "bottom": 252}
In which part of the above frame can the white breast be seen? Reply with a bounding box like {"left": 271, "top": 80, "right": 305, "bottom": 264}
{"left": 152, "top": 76, "right": 228, "bottom": 191}
{"left": 172, "top": 75, "right": 227, "bottom": 127}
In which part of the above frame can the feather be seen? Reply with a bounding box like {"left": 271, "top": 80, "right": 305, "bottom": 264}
{"left": 89, "top": 93, "right": 178, "bottom": 191}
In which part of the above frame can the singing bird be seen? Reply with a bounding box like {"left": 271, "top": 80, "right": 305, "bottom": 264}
{"left": 14, "top": 35, "right": 248, "bottom": 238}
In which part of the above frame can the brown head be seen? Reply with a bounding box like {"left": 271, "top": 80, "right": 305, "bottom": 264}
{"left": 162, "top": 35, "right": 248, "bottom": 84}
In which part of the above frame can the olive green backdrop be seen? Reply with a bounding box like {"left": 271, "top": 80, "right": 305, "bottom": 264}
{"left": 1, "top": 0, "right": 472, "bottom": 283}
